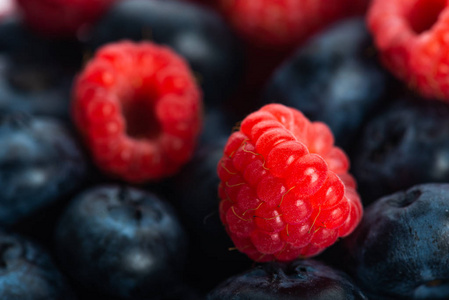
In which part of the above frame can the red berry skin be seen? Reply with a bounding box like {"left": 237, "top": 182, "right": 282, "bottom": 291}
{"left": 368, "top": 0, "right": 449, "bottom": 101}
{"left": 16, "top": 0, "right": 117, "bottom": 37}
{"left": 72, "top": 41, "right": 202, "bottom": 183}
{"left": 217, "top": 104, "right": 363, "bottom": 262}
{"left": 218, "top": 0, "right": 369, "bottom": 50}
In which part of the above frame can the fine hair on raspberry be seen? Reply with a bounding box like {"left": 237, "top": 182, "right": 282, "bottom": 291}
{"left": 217, "top": 104, "right": 363, "bottom": 262}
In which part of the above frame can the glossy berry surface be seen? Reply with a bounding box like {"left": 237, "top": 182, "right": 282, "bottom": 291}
{"left": 217, "top": 104, "right": 363, "bottom": 262}
{"left": 342, "top": 184, "right": 449, "bottom": 299}
{"left": 87, "top": 0, "right": 243, "bottom": 106}
{"left": 0, "top": 113, "right": 87, "bottom": 227}
{"left": 208, "top": 259, "right": 367, "bottom": 300}
{"left": 55, "top": 185, "right": 187, "bottom": 299}
{"left": 263, "top": 18, "right": 390, "bottom": 150}
{"left": 218, "top": 0, "right": 368, "bottom": 50}
{"left": 16, "top": 0, "right": 117, "bottom": 37}
{"left": 0, "top": 230, "right": 75, "bottom": 300}
{"left": 368, "top": 0, "right": 449, "bottom": 101}
{"left": 72, "top": 40, "right": 202, "bottom": 183}
{"left": 352, "top": 97, "right": 449, "bottom": 204}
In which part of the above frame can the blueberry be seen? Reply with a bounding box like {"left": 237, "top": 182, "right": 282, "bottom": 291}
{"left": 0, "top": 230, "right": 75, "bottom": 300}
{"left": 86, "top": 0, "right": 243, "bottom": 107}
{"left": 351, "top": 96, "right": 449, "bottom": 204}
{"left": 341, "top": 184, "right": 449, "bottom": 299}
{"left": 173, "top": 140, "right": 251, "bottom": 293}
{"left": 263, "top": 17, "right": 390, "bottom": 150}
{"left": 0, "top": 113, "right": 87, "bottom": 228}
{"left": 0, "top": 17, "right": 82, "bottom": 120}
{"left": 55, "top": 185, "right": 188, "bottom": 299}
{"left": 0, "top": 55, "right": 74, "bottom": 120}
{"left": 207, "top": 259, "right": 367, "bottom": 300}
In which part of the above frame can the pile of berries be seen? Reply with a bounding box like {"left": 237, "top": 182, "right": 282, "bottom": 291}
{"left": 1, "top": 0, "right": 449, "bottom": 299}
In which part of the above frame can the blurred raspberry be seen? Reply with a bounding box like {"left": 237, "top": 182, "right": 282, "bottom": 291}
{"left": 16, "top": 0, "right": 117, "bottom": 37}
{"left": 368, "top": 0, "right": 449, "bottom": 101}
{"left": 72, "top": 40, "right": 202, "bottom": 182}
{"left": 218, "top": 0, "right": 369, "bottom": 50}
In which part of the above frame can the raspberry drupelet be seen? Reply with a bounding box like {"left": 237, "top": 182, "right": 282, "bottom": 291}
{"left": 72, "top": 41, "right": 202, "bottom": 183}
{"left": 368, "top": 0, "right": 449, "bottom": 101}
{"left": 217, "top": 104, "right": 363, "bottom": 262}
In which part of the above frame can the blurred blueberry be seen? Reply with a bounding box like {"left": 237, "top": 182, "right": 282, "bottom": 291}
{"left": 208, "top": 259, "right": 367, "bottom": 300}
{"left": 0, "top": 16, "right": 82, "bottom": 120}
{"left": 55, "top": 185, "right": 188, "bottom": 299}
{"left": 86, "top": 0, "right": 243, "bottom": 107}
{"left": 0, "top": 113, "right": 87, "bottom": 228}
{"left": 0, "top": 230, "right": 75, "bottom": 300}
{"left": 352, "top": 96, "right": 449, "bottom": 204}
{"left": 263, "top": 18, "right": 390, "bottom": 150}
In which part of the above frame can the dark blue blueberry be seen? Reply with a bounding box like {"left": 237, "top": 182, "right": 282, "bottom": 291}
{"left": 0, "top": 113, "right": 87, "bottom": 228}
{"left": 0, "top": 230, "right": 75, "bottom": 300}
{"left": 342, "top": 184, "right": 449, "bottom": 299}
{"left": 207, "top": 259, "right": 367, "bottom": 300}
{"left": 263, "top": 17, "right": 390, "bottom": 150}
{"left": 55, "top": 185, "right": 188, "bottom": 299}
{"left": 352, "top": 96, "right": 449, "bottom": 204}
{"left": 0, "top": 16, "right": 82, "bottom": 120}
{"left": 86, "top": 0, "right": 243, "bottom": 107}
{"left": 173, "top": 140, "right": 251, "bottom": 293}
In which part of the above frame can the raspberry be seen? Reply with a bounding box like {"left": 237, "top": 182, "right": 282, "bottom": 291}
{"left": 16, "top": 0, "right": 117, "bottom": 37}
{"left": 368, "top": 0, "right": 449, "bottom": 101}
{"left": 218, "top": 0, "right": 368, "bottom": 50}
{"left": 217, "top": 104, "right": 362, "bottom": 262}
{"left": 72, "top": 41, "right": 202, "bottom": 183}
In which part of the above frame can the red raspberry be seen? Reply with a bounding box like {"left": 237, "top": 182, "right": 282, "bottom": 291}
{"left": 218, "top": 0, "right": 369, "bottom": 50}
{"left": 217, "top": 104, "right": 363, "bottom": 262}
{"left": 72, "top": 41, "right": 202, "bottom": 183}
{"left": 16, "top": 0, "right": 117, "bottom": 37}
{"left": 368, "top": 0, "right": 449, "bottom": 101}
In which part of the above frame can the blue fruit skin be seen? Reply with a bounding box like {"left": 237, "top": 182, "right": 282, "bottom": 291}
{"left": 55, "top": 185, "right": 188, "bottom": 300}
{"left": 263, "top": 17, "right": 389, "bottom": 150}
{"left": 0, "top": 231, "right": 75, "bottom": 300}
{"left": 0, "top": 17, "right": 82, "bottom": 120}
{"left": 87, "top": 0, "right": 243, "bottom": 107}
{"left": 352, "top": 97, "right": 449, "bottom": 204}
{"left": 342, "top": 184, "right": 449, "bottom": 299}
{"left": 207, "top": 259, "right": 367, "bottom": 300}
{"left": 0, "top": 114, "right": 87, "bottom": 227}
